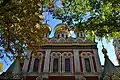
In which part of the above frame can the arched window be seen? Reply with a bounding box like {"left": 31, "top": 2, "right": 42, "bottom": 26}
{"left": 84, "top": 58, "right": 91, "bottom": 72}
{"left": 53, "top": 58, "right": 59, "bottom": 72}
{"left": 81, "top": 52, "right": 93, "bottom": 72}
{"left": 50, "top": 52, "right": 61, "bottom": 72}
{"left": 65, "top": 58, "right": 70, "bottom": 72}
{"left": 33, "top": 58, "right": 40, "bottom": 72}
{"left": 32, "top": 52, "right": 43, "bottom": 72}
{"left": 62, "top": 52, "right": 73, "bottom": 72}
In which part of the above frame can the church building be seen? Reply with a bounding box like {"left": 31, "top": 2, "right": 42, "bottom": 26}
{"left": 22, "top": 23, "right": 102, "bottom": 80}
{"left": 0, "top": 23, "right": 119, "bottom": 80}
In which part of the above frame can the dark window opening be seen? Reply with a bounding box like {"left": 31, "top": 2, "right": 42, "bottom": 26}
{"left": 66, "top": 35, "right": 68, "bottom": 38}
{"left": 81, "top": 33, "right": 83, "bottom": 37}
{"left": 84, "top": 58, "right": 91, "bottom": 72}
{"left": 118, "top": 40, "right": 120, "bottom": 44}
{"left": 58, "top": 35, "right": 59, "bottom": 38}
{"left": 65, "top": 58, "right": 70, "bottom": 72}
{"left": 62, "top": 34, "right": 64, "bottom": 37}
{"left": 33, "top": 58, "right": 40, "bottom": 72}
{"left": 27, "top": 56, "right": 32, "bottom": 72}
{"left": 77, "top": 33, "right": 79, "bottom": 37}
{"left": 53, "top": 58, "right": 59, "bottom": 72}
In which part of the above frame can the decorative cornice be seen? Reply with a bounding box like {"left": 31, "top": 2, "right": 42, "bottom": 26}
{"left": 40, "top": 43, "right": 97, "bottom": 49}
{"left": 42, "top": 42, "right": 97, "bottom": 45}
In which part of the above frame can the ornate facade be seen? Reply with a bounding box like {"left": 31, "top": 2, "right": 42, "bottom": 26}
{"left": 0, "top": 23, "right": 104, "bottom": 80}
{"left": 21, "top": 23, "right": 102, "bottom": 80}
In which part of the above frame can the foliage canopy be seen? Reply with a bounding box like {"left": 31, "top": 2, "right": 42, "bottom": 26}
{"left": 0, "top": 0, "right": 50, "bottom": 59}
{"left": 51, "top": 0, "right": 120, "bottom": 40}
{"left": 0, "top": 0, "right": 120, "bottom": 61}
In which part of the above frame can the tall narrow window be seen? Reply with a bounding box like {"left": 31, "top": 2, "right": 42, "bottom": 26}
{"left": 58, "top": 35, "right": 59, "bottom": 38}
{"left": 27, "top": 56, "right": 32, "bottom": 72}
{"left": 84, "top": 58, "right": 91, "bottom": 72}
{"left": 65, "top": 58, "right": 70, "bottom": 72}
{"left": 33, "top": 58, "right": 40, "bottom": 72}
{"left": 62, "top": 34, "right": 64, "bottom": 37}
{"left": 53, "top": 58, "right": 59, "bottom": 72}
{"left": 77, "top": 33, "right": 79, "bottom": 37}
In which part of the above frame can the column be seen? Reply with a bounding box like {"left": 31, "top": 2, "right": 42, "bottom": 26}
{"left": 62, "top": 56, "right": 64, "bottom": 72}
{"left": 73, "top": 49, "right": 80, "bottom": 72}
{"left": 22, "top": 50, "right": 32, "bottom": 72}
{"left": 43, "top": 49, "right": 51, "bottom": 72}
{"left": 29, "top": 57, "right": 35, "bottom": 72}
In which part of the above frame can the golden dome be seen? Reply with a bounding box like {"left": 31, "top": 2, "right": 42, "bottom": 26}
{"left": 36, "top": 24, "right": 51, "bottom": 34}
{"left": 54, "top": 23, "right": 69, "bottom": 32}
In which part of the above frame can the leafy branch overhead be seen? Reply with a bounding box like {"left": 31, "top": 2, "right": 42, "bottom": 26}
{"left": 51, "top": 0, "right": 120, "bottom": 39}
{"left": 0, "top": 0, "right": 54, "bottom": 56}
{"left": 0, "top": 0, "right": 120, "bottom": 57}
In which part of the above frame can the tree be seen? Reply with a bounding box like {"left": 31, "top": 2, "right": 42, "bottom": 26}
{"left": 51, "top": 0, "right": 120, "bottom": 40}
{"left": 0, "top": 0, "right": 54, "bottom": 61}
{"left": 0, "top": 0, "right": 120, "bottom": 62}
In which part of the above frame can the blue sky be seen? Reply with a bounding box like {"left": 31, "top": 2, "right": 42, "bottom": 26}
{"left": 0, "top": 11, "right": 118, "bottom": 73}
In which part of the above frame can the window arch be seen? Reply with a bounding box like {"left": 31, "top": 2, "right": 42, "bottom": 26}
{"left": 84, "top": 58, "right": 91, "bottom": 72}
{"left": 62, "top": 52, "right": 73, "bottom": 72}
{"left": 32, "top": 52, "right": 43, "bottom": 72}
{"left": 49, "top": 38, "right": 57, "bottom": 42}
{"left": 50, "top": 52, "right": 61, "bottom": 72}
{"left": 59, "top": 38, "right": 66, "bottom": 42}
{"left": 67, "top": 37, "right": 74, "bottom": 42}
{"left": 75, "top": 38, "right": 83, "bottom": 42}
{"left": 50, "top": 52, "right": 74, "bottom": 73}
{"left": 81, "top": 52, "right": 93, "bottom": 72}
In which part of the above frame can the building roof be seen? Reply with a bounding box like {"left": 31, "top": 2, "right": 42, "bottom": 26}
{"left": 54, "top": 23, "right": 69, "bottom": 32}
{"left": 2, "top": 58, "right": 21, "bottom": 74}
{"left": 101, "top": 47, "right": 119, "bottom": 79}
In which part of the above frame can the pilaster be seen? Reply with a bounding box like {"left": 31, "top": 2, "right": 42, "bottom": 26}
{"left": 73, "top": 49, "right": 80, "bottom": 72}
{"left": 43, "top": 49, "right": 51, "bottom": 72}
{"left": 22, "top": 50, "right": 32, "bottom": 72}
